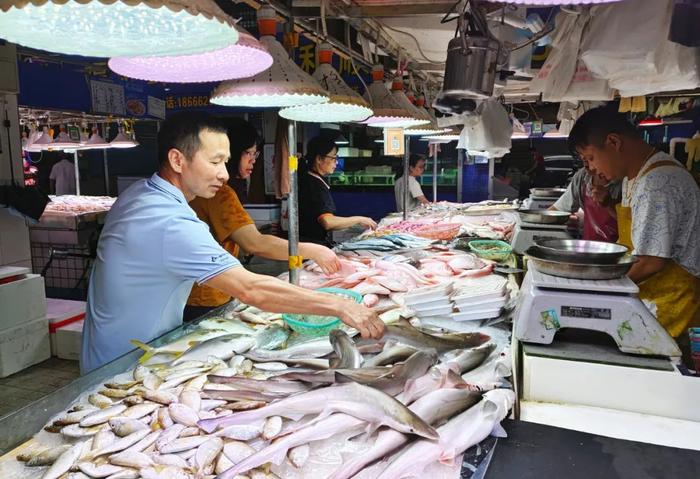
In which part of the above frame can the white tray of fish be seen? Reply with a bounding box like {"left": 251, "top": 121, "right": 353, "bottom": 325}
{"left": 414, "top": 304, "right": 455, "bottom": 317}
{"left": 454, "top": 295, "right": 508, "bottom": 312}
{"left": 404, "top": 283, "right": 453, "bottom": 304}
{"left": 451, "top": 308, "right": 502, "bottom": 322}
{"left": 452, "top": 275, "right": 507, "bottom": 297}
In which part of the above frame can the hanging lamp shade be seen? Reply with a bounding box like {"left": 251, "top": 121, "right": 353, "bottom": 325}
{"left": 108, "top": 26, "right": 272, "bottom": 83}
{"left": 110, "top": 128, "right": 139, "bottom": 148}
{"left": 81, "top": 126, "right": 111, "bottom": 150}
{"left": 23, "top": 125, "right": 40, "bottom": 151}
{"left": 210, "top": 7, "right": 329, "bottom": 108}
{"left": 0, "top": 0, "right": 238, "bottom": 58}
{"left": 279, "top": 43, "right": 372, "bottom": 122}
{"left": 50, "top": 126, "right": 80, "bottom": 150}
{"left": 25, "top": 126, "right": 54, "bottom": 152}
{"left": 405, "top": 94, "right": 445, "bottom": 136}
{"left": 363, "top": 65, "right": 422, "bottom": 128}
{"left": 389, "top": 80, "right": 430, "bottom": 128}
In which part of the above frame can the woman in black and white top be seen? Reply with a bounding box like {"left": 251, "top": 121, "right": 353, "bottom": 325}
{"left": 394, "top": 154, "right": 429, "bottom": 212}
{"left": 298, "top": 136, "right": 376, "bottom": 246}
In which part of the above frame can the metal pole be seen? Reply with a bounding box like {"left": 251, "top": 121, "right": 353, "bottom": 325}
{"left": 488, "top": 156, "right": 495, "bottom": 200}
{"left": 103, "top": 149, "right": 110, "bottom": 196}
{"left": 457, "top": 149, "right": 464, "bottom": 203}
{"left": 402, "top": 135, "right": 410, "bottom": 220}
{"left": 288, "top": 121, "right": 300, "bottom": 285}
{"left": 73, "top": 150, "right": 80, "bottom": 196}
{"left": 432, "top": 144, "right": 438, "bottom": 203}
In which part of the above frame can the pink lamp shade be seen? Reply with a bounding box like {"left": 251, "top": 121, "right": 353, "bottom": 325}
{"left": 108, "top": 27, "right": 273, "bottom": 83}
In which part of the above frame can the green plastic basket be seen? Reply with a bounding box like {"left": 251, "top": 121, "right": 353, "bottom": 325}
{"left": 283, "top": 288, "right": 362, "bottom": 336}
{"left": 468, "top": 239, "right": 513, "bottom": 262}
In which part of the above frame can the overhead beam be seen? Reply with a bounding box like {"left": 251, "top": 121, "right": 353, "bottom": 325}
{"left": 293, "top": 3, "right": 457, "bottom": 18}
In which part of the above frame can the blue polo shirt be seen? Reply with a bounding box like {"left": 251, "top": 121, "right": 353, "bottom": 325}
{"left": 80, "top": 174, "right": 240, "bottom": 373}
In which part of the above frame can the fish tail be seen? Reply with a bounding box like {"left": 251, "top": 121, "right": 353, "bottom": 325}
{"left": 130, "top": 339, "right": 156, "bottom": 364}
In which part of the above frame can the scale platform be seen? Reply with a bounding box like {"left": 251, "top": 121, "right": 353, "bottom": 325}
{"left": 511, "top": 221, "right": 572, "bottom": 254}
{"left": 523, "top": 196, "right": 557, "bottom": 210}
{"left": 514, "top": 268, "right": 681, "bottom": 358}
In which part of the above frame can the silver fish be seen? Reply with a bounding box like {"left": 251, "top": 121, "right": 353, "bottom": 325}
{"left": 140, "top": 465, "right": 192, "bottom": 479}
{"left": 105, "top": 381, "right": 139, "bottom": 390}
{"left": 262, "top": 416, "right": 283, "bottom": 440}
{"left": 90, "top": 428, "right": 151, "bottom": 458}
{"left": 18, "top": 445, "right": 71, "bottom": 467}
{"left": 202, "top": 389, "right": 279, "bottom": 402}
{"left": 133, "top": 364, "right": 151, "bottom": 382}
{"left": 246, "top": 337, "right": 333, "bottom": 360}
{"left": 288, "top": 444, "right": 310, "bottom": 468}
{"left": 201, "top": 399, "right": 227, "bottom": 411}
{"left": 122, "top": 403, "right": 160, "bottom": 420}
{"left": 199, "top": 382, "right": 438, "bottom": 440}
{"left": 155, "top": 424, "right": 185, "bottom": 452}
{"left": 108, "top": 450, "right": 153, "bottom": 469}
{"left": 137, "top": 388, "right": 178, "bottom": 405}
{"left": 214, "top": 420, "right": 264, "bottom": 441}
{"left": 77, "top": 462, "right": 126, "bottom": 477}
{"left": 88, "top": 393, "right": 113, "bottom": 409}
{"left": 108, "top": 417, "right": 149, "bottom": 437}
{"left": 194, "top": 437, "right": 224, "bottom": 474}
{"left": 61, "top": 424, "right": 104, "bottom": 438}
{"left": 179, "top": 426, "right": 200, "bottom": 437}
{"left": 151, "top": 453, "right": 190, "bottom": 469}
{"left": 329, "top": 329, "right": 362, "bottom": 369}
{"left": 53, "top": 407, "right": 98, "bottom": 426}
{"left": 255, "top": 325, "right": 290, "bottom": 350}
{"left": 125, "top": 430, "right": 162, "bottom": 453}
{"left": 363, "top": 344, "right": 419, "bottom": 368}
{"left": 222, "top": 441, "right": 257, "bottom": 464}
{"left": 441, "top": 343, "right": 496, "bottom": 374}
{"left": 40, "top": 441, "right": 85, "bottom": 479}
{"left": 159, "top": 436, "right": 210, "bottom": 454}
{"left": 198, "top": 317, "right": 257, "bottom": 335}
{"left": 179, "top": 390, "right": 201, "bottom": 412}
{"left": 253, "top": 361, "right": 288, "bottom": 371}
{"left": 207, "top": 375, "right": 310, "bottom": 395}
{"left": 171, "top": 334, "right": 256, "bottom": 366}
{"left": 384, "top": 318, "right": 490, "bottom": 353}
{"left": 80, "top": 404, "right": 128, "bottom": 427}
{"left": 183, "top": 374, "right": 208, "bottom": 391}
{"left": 243, "top": 354, "right": 330, "bottom": 370}
{"left": 168, "top": 403, "right": 199, "bottom": 427}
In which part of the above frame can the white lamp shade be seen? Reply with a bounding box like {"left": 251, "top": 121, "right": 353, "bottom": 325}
{"left": 25, "top": 127, "right": 54, "bottom": 152}
{"left": 0, "top": 0, "right": 238, "bottom": 58}
{"left": 110, "top": 129, "right": 139, "bottom": 148}
{"left": 81, "top": 127, "right": 111, "bottom": 150}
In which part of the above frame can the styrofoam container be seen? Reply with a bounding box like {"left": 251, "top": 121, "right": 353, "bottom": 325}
{"left": 55, "top": 320, "right": 84, "bottom": 361}
{"left": 454, "top": 294, "right": 508, "bottom": 312}
{"left": 452, "top": 275, "right": 507, "bottom": 300}
{"left": 414, "top": 304, "right": 455, "bottom": 317}
{"left": 405, "top": 297, "right": 453, "bottom": 310}
{"left": 47, "top": 298, "right": 86, "bottom": 356}
{"left": 451, "top": 308, "right": 502, "bottom": 322}
{"left": 404, "top": 283, "right": 453, "bottom": 304}
{"left": 0, "top": 316, "right": 50, "bottom": 377}
{"left": 0, "top": 273, "right": 46, "bottom": 331}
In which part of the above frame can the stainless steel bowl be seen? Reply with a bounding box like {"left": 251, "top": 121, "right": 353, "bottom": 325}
{"left": 518, "top": 209, "right": 571, "bottom": 225}
{"left": 525, "top": 247, "right": 637, "bottom": 280}
{"left": 534, "top": 239, "right": 629, "bottom": 264}
{"left": 530, "top": 188, "right": 567, "bottom": 198}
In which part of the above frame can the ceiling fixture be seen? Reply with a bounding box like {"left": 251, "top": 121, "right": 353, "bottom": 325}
{"left": 23, "top": 124, "right": 41, "bottom": 151}
{"left": 51, "top": 125, "right": 80, "bottom": 150}
{"left": 81, "top": 125, "right": 111, "bottom": 150}
{"left": 210, "top": 6, "right": 329, "bottom": 108}
{"left": 110, "top": 126, "right": 139, "bottom": 149}
{"left": 390, "top": 80, "right": 431, "bottom": 127}
{"left": 363, "top": 65, "right": 423, "bottom": 129}
{"left": 421, "top": 133, "right": 461, "bottom": 142}
{"left": 0, "top": 0, "right": 238, "bottom": 58}
{"left": 25, "top": 126, "right": 54, "bottom": 152}
{"left": 108, "top": 26, "right": 273, "bottom": 83}
{"left": 279, "top": 42, "right": 373, "bottom": 122}
{"left": 405, "top": 95, "right": 448, "bottom": 136}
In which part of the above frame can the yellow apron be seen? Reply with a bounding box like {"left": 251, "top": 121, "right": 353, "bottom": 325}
{"left": 616, "top": 161, "right": 700, "bottom": 338}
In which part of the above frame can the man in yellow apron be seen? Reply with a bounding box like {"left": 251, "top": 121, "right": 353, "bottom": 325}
{"left": 567, "top": 107, "right": 700, "bottom": 342}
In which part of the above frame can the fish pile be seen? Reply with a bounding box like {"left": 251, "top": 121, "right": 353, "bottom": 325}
{"left": 337, "top": 234, "right": 433, "bottom": 253}
{"left": 299, "top": 250, "right": 494, "bottom": 309}
{"left": 366, "top": 221, "right": 463, "bottom": 242}
{"left": 15, "top": 315, "right": 513, "bottom": 479}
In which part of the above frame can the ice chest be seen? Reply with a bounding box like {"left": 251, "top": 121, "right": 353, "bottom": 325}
{"left": 55, "top": 320, "right": 84, "bottom": 361}
{"left": 47, "top": 298, "right": 86, "bottom": 356}
{"left": 0, "top": 316, "right": 50, "bottom": 377}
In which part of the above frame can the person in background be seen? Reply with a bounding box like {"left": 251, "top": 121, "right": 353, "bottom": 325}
{"left": 394, "top": 154, "right": 430, "bottom": 212}
{"left": 298, "top": 135, "right": 377, "bottom": 246}
{"left": 185, "top": 119, "right": 341, "bottom": 321}
{"left": 81, "top": 112, "right": 383, "bottom": 373}
{"left": 49, "top": 154, "right": 76, "bottom": 195}
{"left": 550, "top": 159, "right": 621, "bottom": 243}
{"left": 525, "top": 146, "right": 546, "bottom": 186}
{"left": 568, "top": 107, "right": 700, "bottom": 344}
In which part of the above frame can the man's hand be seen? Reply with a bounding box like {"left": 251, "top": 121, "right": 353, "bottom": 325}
{"left": 339, "top": 302, "right": 385, "bottom": 339}
{"left": 306, "top": 243, "right": 341, "bottom": 276}
{"left": 354, "top": 216, "right": 377, "bottom": 230}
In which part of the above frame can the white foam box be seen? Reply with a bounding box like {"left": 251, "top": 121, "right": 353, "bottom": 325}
{"left": 0, "top": 271, "right": 46, "bottom": 330}
{"left": 55, "top": 320, "right": 84, "bottom": 361}
{"left": 47, "top": 298, "right": 86, "bottom": 356}
{"left": 0, "top": 316, "right": 50, "bottom": 377}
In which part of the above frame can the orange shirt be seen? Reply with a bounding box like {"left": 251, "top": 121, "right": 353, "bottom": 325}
{"left": 187, "top": 185, "right": 254, "bottom": 307}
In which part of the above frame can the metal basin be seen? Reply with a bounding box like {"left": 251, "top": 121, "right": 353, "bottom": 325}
{"left": 525, "top": 247, "right": 637, "bottom": 280}
{"left": 530, "top": 187, "right": 567, "bottom": 198}
{"left": 534, "top": 239, "right": 629, "bottom": 265}
{"left": 518, "top": 209, "right": 570, "bottom": 225}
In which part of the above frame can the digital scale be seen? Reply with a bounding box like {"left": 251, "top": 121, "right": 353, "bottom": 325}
{"left": 511, "top": 218, "right": 572, "bottom": 255}
{"left": 512, "top": 267, "right": 700, "bottom": 450}
{"left": 522, "top": 195, "right": 557, "bottom": 210}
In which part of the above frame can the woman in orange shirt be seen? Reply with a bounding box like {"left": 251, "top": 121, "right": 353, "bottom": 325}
{"left": 184, "top": 118, "right": 340, "bottom": 321}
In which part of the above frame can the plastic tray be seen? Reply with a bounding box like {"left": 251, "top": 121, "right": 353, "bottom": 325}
{"left": 451, "top": 308, "right": 502, "bottom": 322}
{"left": 403, "top": 297, "right": 453, "bottom": 310}
{"left": 454, "top": 295, "right": 507, "bottom": 312}
{"left": 413, "top": 304, "right": 455, "bottom": 317}
{"left": 404, "top": 283, "right": 453, "bottom": 304}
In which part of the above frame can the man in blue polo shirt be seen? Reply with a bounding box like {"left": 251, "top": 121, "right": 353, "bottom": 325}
{"left": 81, "top": 112, "right": 384, "bottom": 373}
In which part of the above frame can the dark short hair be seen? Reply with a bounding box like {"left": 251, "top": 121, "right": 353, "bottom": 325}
{"left": 568, "top": 106, "right": 641, "bottom": 155}
{"left": 226, "top": 117, "right": 261, "bottom": 179}
{"left": 157, "top": 111, "right": 227, "bottom": 167}
{"left": 396, "top": 154, "right": 426, "bottom": 179}
{"left": 305, "top": 135, "right": 337, "bottom": 169}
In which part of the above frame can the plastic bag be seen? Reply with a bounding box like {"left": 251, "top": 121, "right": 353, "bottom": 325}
{"left": 529, "top": 9, "right": 613, "bottom": 102}
{"left": 457, "top": 100, "right": 511, "bottom": 158}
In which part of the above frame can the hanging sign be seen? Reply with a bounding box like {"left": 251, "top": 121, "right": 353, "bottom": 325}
{"left": 90, "top": 80, "right": 126, "bottom": 115}
{"left": 384, "top": 128, "right": 405, "bottom": 156}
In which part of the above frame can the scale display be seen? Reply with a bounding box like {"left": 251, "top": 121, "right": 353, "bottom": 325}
{"left": 561, "top": 306, "right": 612, "bottom": 320}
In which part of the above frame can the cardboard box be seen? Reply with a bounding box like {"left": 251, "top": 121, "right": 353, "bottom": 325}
{"left": 55, "top": 320, "right": 83, "bottom": 361}
{"left": 47, "top": 298, "right": 86, "bottom": 356}
{"left": 0, "top": 316, "right": 50, "bottom": 377}
{"left": 0, "top": 273, "right": 46, "bottom": 331}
